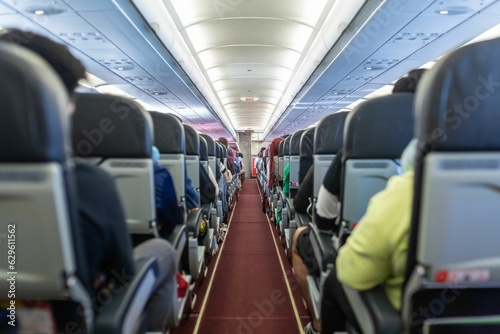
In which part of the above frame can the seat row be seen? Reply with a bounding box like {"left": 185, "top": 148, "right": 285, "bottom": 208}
{"left": 0, "top": 41, "right": 239, "bottom": 333}
{"left": 265, "top": 36, "right": 500, "bottom": 333}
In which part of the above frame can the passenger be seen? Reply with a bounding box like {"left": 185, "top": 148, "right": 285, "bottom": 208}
{"left": 185, "top": 174, "right": 200, "bottom": 211}
{"left": 200, "top": 160, "right": 218, "bottom": 205}
{"left": 320, "top": 137, "right": 417, "bottom": 333}
{"left": 319, "top": 70, "right": 426, "bottom": 333}
{"left": 0, "top": 29, "right": 178, "bottom": 332}
{"left": 152, "top": 146, "right": 183, "bottom": 236}
{"left": 218, "top": 137, "right": 235, "bottom": 175}
{"left": 237, "top": 152, "right": 246, "bottom": 187}
{"left": 294, "top": 69, "right": 426, "bottom": 333}
{"left": 292, "top": 150, "right": 342, "bottom": 334}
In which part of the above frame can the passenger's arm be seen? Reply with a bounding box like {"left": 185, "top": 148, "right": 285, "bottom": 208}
{"left": 293, "top": 165, "right": 314, "bottom": 214}
{"left": 185, "top": 174, "right": 200, "bottom": 210}
{"left": 336, "top": 173, "right": 413, "bottom": 291}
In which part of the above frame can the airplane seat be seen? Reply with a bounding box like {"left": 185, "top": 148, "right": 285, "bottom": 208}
{"left": 343, "top": 37, "right": 500, "bottom": 334}
{"left": 268, "top": 136, "right": 284, "bottom": 219}
{"left": 182, "top": 124, "right": 206, "bottom": 278}
{"left": 279, "top": 136, "right": 292, "bottom": 236}
{"left": 0, "top": 42, "right": 158, "bottom": 333}
{"left": 201, "top": 134, "right": 220, "bottom": 239}
{"left": 313, "top": 111, "right": 349, "bottom": 199}
{"left": 183, "top": 124, "right": 201, "bottom": 205}
{"left": 282, "top": 130, "right": 305, "bottom": 253}
{"left": 309, "top": 111, "right": 348, "bottom": 263}
{"left": 72, "top": 93, "right": 158, "bottom": 237}
{"left": 339, "top": 93, "right": 414, "bottom": 245}
{"left": 278, "top": 139, "right": 285, "bottom": 187}
{"left": 401, "top": 36, "right": 500, "bottom": 334}
{"left": 295, "top": 127, "right": 316, "bottom": 228}
{"left": 201, "top": 134, "right": 217, "bottom": 176}
{"left": 305, "top": 111, "right": 349, "bottom": 321}
{"left": 198, "top": 135, "right": 215, "bottom": 253}
{"left": 150, "top": 112, "right": 203, "bottom": 279}
{"left": 199, "top": 136, "right": 209, "bottom": 173}
{"left": 288, "top": 129, "right": 305, "bottom": 198}
{"left": 198, "top": 135, "right": 209, "bottom": 211}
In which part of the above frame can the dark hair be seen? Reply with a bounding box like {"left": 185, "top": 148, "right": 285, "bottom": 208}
{"left": 392, "top": 69, "right": 426, "bottom": 93}
{"left": 238, "top": 152, "right": 243, "bottom": 158}
{"left": 0, "top": 28, "right": 86, "bottom": 94}
{"left": 218, "top": 137, "right": 229, "bottom": 148}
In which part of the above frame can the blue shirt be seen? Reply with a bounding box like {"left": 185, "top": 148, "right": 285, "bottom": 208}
{"left": 154, "top": 164, "right": 183, "bottom": 236}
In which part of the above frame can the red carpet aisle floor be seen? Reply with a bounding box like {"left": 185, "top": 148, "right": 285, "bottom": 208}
{"left": 172, "top": 179, "right": 308, "bottom": 334}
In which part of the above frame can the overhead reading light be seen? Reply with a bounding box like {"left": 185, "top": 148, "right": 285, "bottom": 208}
{"left": 25, "top": 6, "right": 65, "bottom": 15}
{"left": 240, "top": 97, "right": 259, "bottom": 102}
{"left": 436, "top": 7, "right": 471, "bottom": 16}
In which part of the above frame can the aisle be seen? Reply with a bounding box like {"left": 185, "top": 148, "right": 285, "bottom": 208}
{"left": 193, "top": 179, "right": 307, "bottom": 334}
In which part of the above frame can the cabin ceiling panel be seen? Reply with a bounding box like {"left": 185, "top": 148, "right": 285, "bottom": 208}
{"left": 206, "top": 64, "right": 293, "bottom": 82}
{"left": 217, "top": 88, "right": 283, "bottom": 100}
{"left": 168, "top": 0, "right": 329, "bottom": 27}
{"left": 212, "top": 77, "right": 287, "bottom": 93}
{"left": 186, "top": 19, "right": 313, "bottom": 54}
{"left": 198, "top": 46, "right": 301, "bottom": 70}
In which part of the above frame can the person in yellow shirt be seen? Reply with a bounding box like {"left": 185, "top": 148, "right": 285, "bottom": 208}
{"left": 320, "top": 138, "right": 417, "bottom": 333}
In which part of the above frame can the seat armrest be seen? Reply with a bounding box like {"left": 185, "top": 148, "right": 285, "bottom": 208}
{"left": 308, "top": 223, "right": 336, "bottom": 272}
{"left": 201, "top": 203, "right": 212, "bottom": 219}
{"left": 296, "top": 212, "right": 311, "bottom": 227}
{"left": 95, "top": 257, "right": 159, "bottom": 334}
{"left": 285, "top": 197, "right": 295, "bottom": 219}
{"left": 279, "top": 190, "right": 286, "bottom": 201}
{"left": 165, "top": 224, "right": 187, "bottom": 262}
{"left": 343, "top": 284, "right": 402, "bottom": 334}
{"left": 186, "top": 209, "right": 203, "bottom": 237}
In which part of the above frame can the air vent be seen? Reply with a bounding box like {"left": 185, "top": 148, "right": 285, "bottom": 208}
{"left": 392, "top": 32, "right": 440, "bottom": 42}
{"left": 144, "top": 88, "right": 168, "bottom": 96}
{"left": 345, "top": 75, "right": 375, "bottom": 80}
{"left": 124, "top": 76, "right": 154, "bottom": 82}
{"left": 99, "top": 58, "right": 135, "bottom": 71}
{"left": 364, "top": 58, "right": 399, "bottom": 67}
{"left": 59, "top": 32, "right": 104, "bottom": 42}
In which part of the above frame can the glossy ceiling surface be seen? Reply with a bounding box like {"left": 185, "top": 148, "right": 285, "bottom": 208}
{"left": 0, "top": 0, "right": 499, "bottom": 141}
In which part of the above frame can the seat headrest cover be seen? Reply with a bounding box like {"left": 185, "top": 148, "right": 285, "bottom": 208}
{"left": 183, "top": 124, "right": 200, "bottom": 156}
{"left": 199, "top": 136, "right": 208, "bottom": 161}
{"left": 283, "top": 136, "right": 291, "bottom": 156}
{"left": 72, "top": 93, "right": 153, "bottom": 158}
{"left": 200, "top": 134, "right": 216, "bottom": 156}
{"left": 314, "top": 111, "right": 349, "bottom": 155}
{"left": 150, "top": 112, "right": 185, "bottom": 154}
{"left": 278, "top": 139, "right": 285, "bottom": 157}
{"left": 216, "top": 142, "right": 223, "bottom": 159}
{"left": 344, "top": 93, "right": 414, "bottom": 159}
{"left": 415, "top": 37, "right": 500, "bottom": 151}
{"left": 0, "top": 42, "right": 70, "bottom": 163}
{"left": 300, "top": 127, "right": 315, "bottom": 159}
{"left": 290, "top": 130, "right": 305, "bottom": 155}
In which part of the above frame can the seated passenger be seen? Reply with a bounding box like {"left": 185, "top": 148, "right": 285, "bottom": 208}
{"left": 0, "top": 29, "right": 178, "bottom": 332}
{"left": 185, "top": 173, "right": 200, "bottom": 212}
{"left": 320, "top": 137, "right": 417, "bottom": 333}
{"left": 292, "top": 150, "right": 342, "bottom": 334}
{"left": 294, "top": 69, "right": 426, "bottom": 334}
{"left": 200, "top": 160, "right": 218, "bottom": 205}
{"left": 218, "top": 137, "right": 235, "bottom": 175}
{"left": 237, "top": 152, "right": 246, "bottom": 185}
{"left": 152, "top": 146, "right": 183, "bottom": 236}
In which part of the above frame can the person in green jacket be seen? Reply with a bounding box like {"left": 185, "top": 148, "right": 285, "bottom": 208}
{"left": 320, "top": 139, "right": 417, "bottom": 333}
